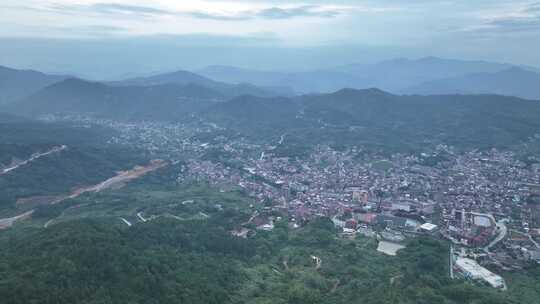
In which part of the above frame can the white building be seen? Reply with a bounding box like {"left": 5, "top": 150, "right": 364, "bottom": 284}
{"left": 419, "top": 222, "right": 438, "bottom": 233}
{"left": 455, "top": 258, "right": 505, "bottom": 289}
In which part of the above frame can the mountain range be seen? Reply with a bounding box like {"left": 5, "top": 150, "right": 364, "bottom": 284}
{"left": 2, "top": 56, "right": 540, "bottom": 150}
{"left": 109, "top": 69, "right": 294, "bottom": 97}
{"left": 201, "top": 88, "right": 540, "bottom": 153}
{"left": 0, "top": 66, "right": 66, "bottom": 105}
{"left": 0, "top": 65, "right": 293, "bottom": 109}
{"left": 403, "top": 67, "right": 540, "bottom": 100}
{"left": 2, "top": 56, "right": 539, "bottom": 111}
{"left": 5, "top": 73, "right": 540, "bottom": 154}
{"left": 7, "top": 78, "right": 225, "bottom": 121}
{"left": 197, "top": 57, "right": 540, "bottom": 99}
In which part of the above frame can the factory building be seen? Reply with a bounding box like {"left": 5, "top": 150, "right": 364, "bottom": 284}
{"left": 455, "top": 258, "right": 505, "bottom": 289}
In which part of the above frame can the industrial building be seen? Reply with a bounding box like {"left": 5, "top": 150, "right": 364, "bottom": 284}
{"left": 455, "top": 258, "right": 506, "bottom": 289}
{"left": 419, "top": 222, "right": 438, "bottom": 233}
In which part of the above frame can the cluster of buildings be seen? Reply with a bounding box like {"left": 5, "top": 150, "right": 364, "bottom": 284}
{"left": 45, "top": 115, "right": 540, "bottom": 290}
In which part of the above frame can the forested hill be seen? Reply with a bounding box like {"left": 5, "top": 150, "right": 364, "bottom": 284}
{"left": 203, "top": 88, "right": 540, "bottom": 153}
{"left": 0, "top": 216, "right": 537, "bottom": 304}
{"left": 0, "top": 114, "right": 144, "bottom": 213}
{"left": 8, "top": 78, "right": 225, "bottom": 121}
{"left": 111, "top": 69, "right": 294, "bottom": 97}
{"left": 6, "top": 83, "right": 540, "bottom": 153}
{"left": 0, "top": 65, "right": 66, "bottom": 105}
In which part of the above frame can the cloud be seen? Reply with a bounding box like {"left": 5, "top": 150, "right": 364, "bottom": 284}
{"left": 486, "top": 17, "right": 540, "bottom": 32}
{"left": 185, "top": 4, "right": 346, "bottom": 20}
{"left": 256, "top": 5, "right": 341, "bottom": 19}
{"left": 524, "top": 2, "right": 540, "bottom": 13}
{"left": 42, "top": 2, "right": 347, "bottom": 21}
{"left": 62, "top": 25, "right": 129, "bottom": 36}
{"left": 455, "top": 2, "right": 540, "bottom": 35}
{"left": 88, "top": 3, "right": 171, "bottom": 15}
{"left": 42, "top": 2, "right": 346, "bottom": 21}
{"left": 482, "top": 2, "right": 540, "bottom": 33}
{"left": 182, "top": 11, "right": 248, "bottom": 21}
{"left": 45, "top": 2, "right": 174, "bottom": 18}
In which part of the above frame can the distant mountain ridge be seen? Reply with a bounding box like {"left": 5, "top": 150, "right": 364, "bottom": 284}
{"left": 403, "top": 67, "right": 540, "bottom": 100}
{"left": 4, "top": 56, "right": 539, "bottom": 103}
{"left": 7, "top": 78, "right": 225, "bottom": 121}
{"left": 0, "top": 65, "right": 294, "bottom": 110}
{"left": 4, "top": 77, "right": 540, "bottom": 154}
{"left": 198, "top": 57, "right": 540, "bottom": 98}
{"left": 110, "top": 70, "right": 220, "bottom": 88}
{"left": 0, "top": 65, "right": 67, "bottom": 105}
{"left": 112, "top": 69, "right": 295, "bottom": 97}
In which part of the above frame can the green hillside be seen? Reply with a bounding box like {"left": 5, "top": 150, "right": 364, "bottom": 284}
{"left": 1, "top": 214, "right": 537, "bottom": 304}
{"left": 0, "top": 114, "right": 144, "bottom": 214}
{"left": 204, "top": 89, "right": 540, "bottom": 153}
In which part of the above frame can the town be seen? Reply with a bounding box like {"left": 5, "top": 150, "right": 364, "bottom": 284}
{"left": 45, "top": 114, "right": 540, "bottom": 290}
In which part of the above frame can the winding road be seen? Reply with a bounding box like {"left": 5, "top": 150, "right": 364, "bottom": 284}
{"left": 485, "top": 220, "right": 508, "bottom": 252}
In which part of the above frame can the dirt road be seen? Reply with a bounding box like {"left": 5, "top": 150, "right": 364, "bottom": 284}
{"left": 1, "top": 160, "right": 167, "bottom": 230}
{"left": 0, "top": 210, "right": 34, "bottom": 229}
{"left": 1, "top": 145, "right": 67, "bottom": 175}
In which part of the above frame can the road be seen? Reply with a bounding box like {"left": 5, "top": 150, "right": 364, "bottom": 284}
{"left": 278, "top": 134, "right": 286, "bottom": 145}
{"left": 50, "top": 160, "right": 168, "bottom": 204}
{"left": 243, "top": 211, "right": 259, "bottom": 225}
{"left": 1, "top": 145, "right": 66, "bottom": 175}
{"left": 1, "top": 160, "right": 167, "bottom": 230}
{"left": 529, "top": 234, "right": 540, "bottom": 249}
{"left": 510, "top": 229, "right": 540, "bottom": 249}
{"left": 92, "top": 160, "right": 167, "bottom": 192}
{"left": 449, "top": 244, "right": 455, "bottom": 279}
{"left": 120, "top": 218, "right": 132, "bottom": 227}
{"left": 485, "top": 220, "right": 508, "bottom": 252}
{"left": 0, "top": 210, "right": 34, "bottom": 229}
{"left": 137, "top": 212, "right": 147, "bottom": 222}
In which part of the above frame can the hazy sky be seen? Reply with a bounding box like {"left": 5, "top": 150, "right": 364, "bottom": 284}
{"left": 1, "top": 0, "right": 539, "bottom": 78}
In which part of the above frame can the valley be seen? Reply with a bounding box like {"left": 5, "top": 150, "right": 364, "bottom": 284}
{"left": 3, "top": 2, "right": 540, "bottom": 303}
{"left": 1, "top": 58, "right": 540, "bottom": 304}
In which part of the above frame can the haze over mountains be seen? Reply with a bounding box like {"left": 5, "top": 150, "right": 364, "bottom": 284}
{"left": 4, "top": 0, "right": 540, "bottom": 302}
{"left": 1, "top": 56, "right": 539, "bottom": 112}
{"left": 110, "top": 70, "right": 294, "bottom": 98}
{"left": 0, "top": 66, "right": 66, "bottom": 105}
{"left": 9, "top": 78, "right": 226, "bottom": 121}
{"left": 205, "top": 88, "right": 540, "bottom": 152}
{"left": 0, "top": 56, "right": 539, "bottom": 146}
{"left": 198, "top": 57, "right": 540, "bottom": 99}
{"left": 4, "top": 77, "right": 540, "bottom": 155}
{"left": 403, "top": 67, "right": 540, "bottom": 100}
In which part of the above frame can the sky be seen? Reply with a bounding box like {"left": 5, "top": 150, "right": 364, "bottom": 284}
{"left": 1, "top": 0, "right": 539, "bottom": 78}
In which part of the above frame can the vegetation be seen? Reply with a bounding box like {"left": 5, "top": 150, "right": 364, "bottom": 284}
{"left": 0, "top": 219, "right": 248, "bottom": 304}
{"left": 1, "top": 196, "right": 538, "bottom": 304}
{"left": 204, "top": 89, "right": 540, "bottom": 155}
{"left": 0, "top": 115, "right": 145, "bottom": 215}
